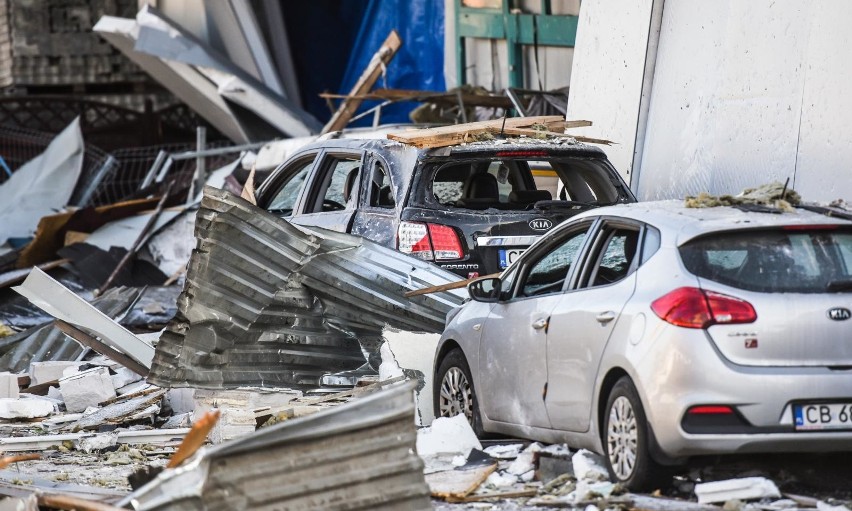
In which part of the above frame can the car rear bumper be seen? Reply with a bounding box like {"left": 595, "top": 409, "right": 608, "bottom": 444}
{"left": 634, "top": 324, "right": 852, "bottom": 458}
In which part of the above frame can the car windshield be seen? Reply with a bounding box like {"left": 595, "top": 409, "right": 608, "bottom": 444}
{"left": 431, "top": 157, "right": 619, "bottom": 211}
{"left": 679, "top": 228, "right": 852, "bottom": 293}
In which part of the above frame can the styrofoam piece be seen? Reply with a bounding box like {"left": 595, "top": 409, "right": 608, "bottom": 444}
{"left": 0, "top": 398, "right": 53, "bottom": 419}
{"left": 75, "top": 431, "right": 119, "bottom": 453}
{"left": 695, "top": 477, "right": 781, "bottom": 504}
{"left": 210, "top": 407, "right": 256, "bottom": 444}
{"left": 29, "top": 361, "right": 82, "bottom": 386}
{"left": 415, "top": 414, "right": 482, "bottom": 456}
{"left": 59, "top": 367, "right": 116, "bottom": 413}
{"left": 483, "top": 443, "right": 524, "bottom": 459}
{"left": 571, "top": 449, "right": 610, "bottom": 482}
{"left": 0, "top": 373, "right": 18, "bottom": 399}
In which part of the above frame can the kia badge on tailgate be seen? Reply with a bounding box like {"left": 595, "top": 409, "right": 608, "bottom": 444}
{"left": 827, "top": 307, "right": 851, "bottom": 321}
{"left": 529, "top": 218, "right": 552, "bottom": 231}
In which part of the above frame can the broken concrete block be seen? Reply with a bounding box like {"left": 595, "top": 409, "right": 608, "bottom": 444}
{"left": 416, "top": 413, "right": 482, "bottom": 456}
{"left": 572, "top": 449, "right": 610, "bottom": 482}
{"left": 166, "top": 388, "right": 194, "bottom": 414}
{"left": 0, "top": 398, "right": 53, "bottom": 419}
{"left": 695, "top": 477, "right": 781, "bottom": 504}
{"left": 59, "top": 367, "right": 116, "bottom": 413}
{"left": 209, "top": 407, "right": 256, "bottom": 444}
{"left": 76, "top": 431, "right": 119, "bottom": 453}
{"left": 111, "top": 366, "right": 142, "bottom": 390}
{"left": 483, "top": 443, "right": 524, "bottom": 459}
{"left": 0, "top": 372, "right": 18, "bottom": 399}
{"left": 29, "top": 361, "right": 82, "bottom": 385}
{"left": 46, "top": 386, "right": 62, "bottom": 402}
{"left": 507, "top": 442, "right": 541, "bottom": 476}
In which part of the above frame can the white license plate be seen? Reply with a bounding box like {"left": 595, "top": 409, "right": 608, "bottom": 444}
{"left": 499, "top": 248, "right": 525, "bottom": 268}
{"left": 794, "top": 403, "right": 852, "bottom": 431}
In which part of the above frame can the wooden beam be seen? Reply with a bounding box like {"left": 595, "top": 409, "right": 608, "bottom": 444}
{"left": 53, "top": 320, "right": 149, "bottom": 377}
{"left": 386, "top": 115, "right": 564, "bottom": 149}
{"left": 319, "top": 88, "right": 514, "bottom": 109}
{"left": 38, "top": 494, "right": 126, "bottom": 511}
{"left": 490, "top": 125, "right": 615, "bottom": 145}
{"left": 322, "top": 30, "right": 402, "bottom": 134}
{"left": 404, "top": 272, "right": 500, "bottom": 298}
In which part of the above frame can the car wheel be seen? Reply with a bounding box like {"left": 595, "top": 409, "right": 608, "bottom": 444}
{"left": 434, "top": 348, "right": 484, "bottom": 436}
{"left": 603, "top": 377, "right": 664, "bottom": 490}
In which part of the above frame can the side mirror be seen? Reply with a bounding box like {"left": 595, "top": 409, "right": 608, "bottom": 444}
{"left": 468, "top": 277, "right": 501, "bottom": 303}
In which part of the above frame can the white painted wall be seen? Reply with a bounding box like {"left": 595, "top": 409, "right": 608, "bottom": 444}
{"left": 568, "top": 0, "right": 852, "bottom": 202}
{"left": 564, "top": 0, "right": 658, "bottom": 184}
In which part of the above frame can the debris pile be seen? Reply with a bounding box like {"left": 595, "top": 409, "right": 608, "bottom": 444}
{"left": 685, "top": 181, "right": 802, "bottom": 211}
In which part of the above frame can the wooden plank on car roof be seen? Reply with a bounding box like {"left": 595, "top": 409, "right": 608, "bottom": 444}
{"left": 386, "top": 115, "right": 565, "bottom": 148}
{"left": 492, "top": 125, "right": 615, "bottom": 145}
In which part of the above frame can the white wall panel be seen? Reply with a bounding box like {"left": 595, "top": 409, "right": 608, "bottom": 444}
{"left": 565, "top": 0, "right": 656, "bottom": 183}
{"left": 637, "top": 1, "right": 852, "bottom": 203}
{"left": 792, "top": 3, "right": 852, "bottom": 202}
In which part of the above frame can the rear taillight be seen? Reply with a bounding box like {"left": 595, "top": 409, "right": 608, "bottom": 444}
{"left": 650, "top": 287, "right": 756, "bottom": 329}
{"left": 397, "top": 222, "right": 463, "bottom": 261}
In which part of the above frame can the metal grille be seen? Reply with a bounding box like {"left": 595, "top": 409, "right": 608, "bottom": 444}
{"left": 81, "top": 141, "right": 236, "bottom": 207}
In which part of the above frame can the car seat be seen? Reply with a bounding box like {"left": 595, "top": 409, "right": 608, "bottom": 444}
{"left": 456, "top": 172, "right": 499, "bottom": 209}
{"left": 342, "top": 167, "right": 360, "bottom": 203}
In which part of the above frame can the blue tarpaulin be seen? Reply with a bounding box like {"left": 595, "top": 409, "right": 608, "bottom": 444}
{"left": 339, "top": 0, "right": 445, "bottom": 125}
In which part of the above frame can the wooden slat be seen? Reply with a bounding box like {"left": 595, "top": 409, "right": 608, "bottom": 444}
{"left": 53, "top": 320, "right": 149, "bottom": 377}
{"left": 492, "top": 125, "right": 615, "bottom": 145}
{"left": 404, "top": 272, "right": 500, "bottom": 298}
{"left": 319, "top": 88, "right": 514, "bottom": 109}
{"left": 322, "top": 30, "right": 402, "bottom": 134}
{"left": 386, "top": 115, "right": 564, "bottom": 149}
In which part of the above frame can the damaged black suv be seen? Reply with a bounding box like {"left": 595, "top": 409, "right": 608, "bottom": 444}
{"left": 256, "top": 137, "right": 635, "bottom": 278}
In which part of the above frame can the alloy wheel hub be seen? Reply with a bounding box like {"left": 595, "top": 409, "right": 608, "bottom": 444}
{"left": 607, "top": 396, "right": 638, "bottom": 480}
{"left": 439, "top": 367, "right": 473, "bottom": 424}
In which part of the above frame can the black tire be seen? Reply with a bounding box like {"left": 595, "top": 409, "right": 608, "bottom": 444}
{"left": 434, "top": 348, "right": 485, "bottom": 437}
{"left": 603, "top": 377, "right": 667, "bottom": 491}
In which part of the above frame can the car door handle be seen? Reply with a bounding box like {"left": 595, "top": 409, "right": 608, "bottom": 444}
{"left": 596, "top": 311, "right": 617, "bottom": 324}
{"left": 532, "top": 318, "right": 549, "bottom": 330}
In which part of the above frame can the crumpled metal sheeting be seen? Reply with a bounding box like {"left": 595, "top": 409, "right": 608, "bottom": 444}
{"left": 124, "top": 381, "right": 430, "bottom": 511}
{"left": 148, "top": 187, "right": 465, "bottom": 389}
{"left": 148, "top": 189, "right": 365, "bottom": 389}
{"left": 0, "top": 286, "right": 143, "bottom": 373}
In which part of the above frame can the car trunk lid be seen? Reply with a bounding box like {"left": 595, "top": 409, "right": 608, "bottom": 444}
{"left": 680, "top": 226, "right": 852, "bottom": 367}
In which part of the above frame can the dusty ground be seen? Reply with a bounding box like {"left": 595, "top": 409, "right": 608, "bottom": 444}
{"left": 432, "top": 452, "right": 852, "bottom": 510}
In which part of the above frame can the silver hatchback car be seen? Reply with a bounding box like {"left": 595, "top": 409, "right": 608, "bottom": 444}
{"left": 433, "top": 201, "right": 852, "bottom": 489}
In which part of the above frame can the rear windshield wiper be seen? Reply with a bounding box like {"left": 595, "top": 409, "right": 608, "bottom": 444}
{"left": 534, "top": 200, "right": 602, "bottom": 210}
{"left": 827, "top": 279, "right": 852, "bottom": 292}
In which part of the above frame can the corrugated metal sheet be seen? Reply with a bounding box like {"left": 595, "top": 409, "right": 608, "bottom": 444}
{"left": 0, "top": 286, "right": 143, "bottom": 373}
{"left": 124, "top": 380, "right": 431, "bottom": 511}
{"left": 148, "top": 187, "right": 465, "bottom": 389}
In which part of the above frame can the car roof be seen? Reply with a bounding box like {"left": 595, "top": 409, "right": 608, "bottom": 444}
{"left": 293, "top": 136, "right": 608, "bottom": 159}
{"left": 572, "top": 200, "right": 852, "bottom": 246}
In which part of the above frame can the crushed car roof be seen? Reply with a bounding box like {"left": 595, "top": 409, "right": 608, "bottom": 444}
{"left": 572, "top": 200, "right": 852, "bottom": 246}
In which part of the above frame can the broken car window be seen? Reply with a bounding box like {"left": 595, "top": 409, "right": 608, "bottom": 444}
{"left": 309, "top": 155, "right": 360, "bottom": 213}
{"left": 368, "top": 160, "right": 395, "bottom": 209}
{"left": 266, "top": 156, "right": 315, "bottom": 216}
{"left": 588, "top": 228, "right": 640, "bottom": 287}
{"left": 680, "top": 229, "right": 852, "bottom": 293}
{"left": 520, "top": 226, "right": 590, "bottom": 297}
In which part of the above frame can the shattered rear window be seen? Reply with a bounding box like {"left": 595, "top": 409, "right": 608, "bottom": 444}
{"left": 680, "top": 228, "right": 852, "bottom": 293}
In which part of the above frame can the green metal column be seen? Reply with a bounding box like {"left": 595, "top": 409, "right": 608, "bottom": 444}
{"left": 454, "top": 0, "right": 578, "bottom": 88}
